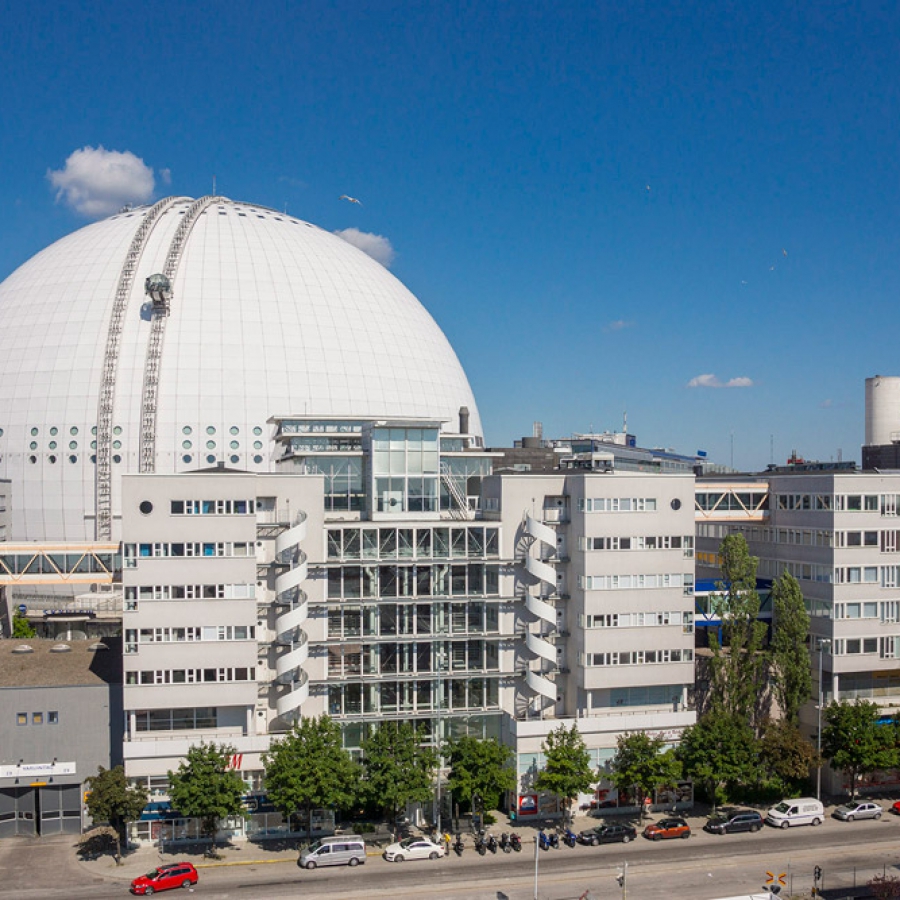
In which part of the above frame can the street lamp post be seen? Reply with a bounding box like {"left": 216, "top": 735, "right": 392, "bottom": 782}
{"left": 816, "top": 638, "right": 832, "bottom": 801}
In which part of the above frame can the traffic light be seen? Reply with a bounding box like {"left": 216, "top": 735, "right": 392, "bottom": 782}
{"left": 814, "top": 866, "right": 822, "bottom": 883}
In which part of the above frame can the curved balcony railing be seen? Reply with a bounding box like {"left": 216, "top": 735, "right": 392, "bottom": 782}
{"left": 276, "top": 669, "right": 310, "bottom": 718}
{"left": 525, "top": 668, "right": 557, "bottom": 702}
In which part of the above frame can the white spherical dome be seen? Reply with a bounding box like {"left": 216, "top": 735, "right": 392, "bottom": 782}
{"left": 0, "top": 196, "right": 481, "bottom": 540}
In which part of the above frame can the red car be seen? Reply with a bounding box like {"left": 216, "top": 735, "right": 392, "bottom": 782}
{"left": 131, "top": 862, "right": 198, "bottom": 894}
{"left": 642, "top": 817, "right": 691, "bottom": 841}
{"left": 892, "top": 800, "right": 900, "bottom": 816}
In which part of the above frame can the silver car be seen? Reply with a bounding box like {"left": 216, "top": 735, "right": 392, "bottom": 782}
{"left": 833, "top": 801, "right": 883, "bottom": 821}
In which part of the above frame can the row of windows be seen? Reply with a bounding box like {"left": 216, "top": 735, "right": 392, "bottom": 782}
{"left": 124, "top": 584, "right": 255, "bottom": 608}
{"left": 23, "top": 453, "right": 266, "bottom": 465}
{"left": 16, "top": 711, "right": 58, "bottom": 726}
{"left": 757, "top": 558, "right": 834, "bottom": 584}
{"left": 326, "top": 639, "right": 501, "bottom": 678}
{"left": 578, "top": 497, "right": 658, "bottom": 513}
{"left": 326, "top": 676, "right": 501, "bottom": 718}
{"left": 125, "top": 667, "right": 256, "bottom": 685}
{"left": 582, "top": 611, "right": 694, "bottom": 629}
{"left": 579, "top": 573, "right": 693, "bottom": 592}
{"left": 327, "top": 564, "right": 501, "bottom": 599}
{"left": 133, "top": 707, "right": 217, "bottom": 732}
{"left": 584, "top": 648, "right": 694, "bottom": 666}
{"left": 124, "top": 542, "right": 254, "bottom": 561}
{"left": 831, "top": 601, "right": 900, "bottom": 623}
{"left": 327, "top": 526, "right": 500, "bottom": 561}
{"left": 775, "top": 493, "right": 881, "bottom": 512}
{"left": 580, "top": 535, "right": 693, "bottom": 553}
{"left": 327, "top": 602, "right": 501, "bottom": 638}
{"left": 124, "top": 625, "right": 255, "bottom": 652}
{"left": 695, "top": 491, "right": 768, "bottom": 512}
{"left": 171, "top": 499, "right": 255, "bottom": 515}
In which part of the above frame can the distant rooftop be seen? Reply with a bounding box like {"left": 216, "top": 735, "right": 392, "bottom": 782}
{"left": 0, "top": 637, "right": 121, "bottom": 688}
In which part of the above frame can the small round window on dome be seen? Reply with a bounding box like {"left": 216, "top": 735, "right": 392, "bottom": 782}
{"left": 69, "top": 441, "right": 77, "bottom": 450}
{"left": 70, "top": 426, "right": 78, "bottom": 435}
{"left": 253, "top": 454, "right": 263, "bottom": 464}
{"left": 253, "top": 441, "right": 262, "bottom": 450}
{"left": 0, "top": 427, "right": 4, "bottom": 437}
{"left": 48, "top": 441, "right": 57, "bottom": 450}
{"left": 48, "top": 455, "right": 57, "bottom": 464}
{"left": 207, "top": 440, "right": 216, "bottom": 449}
{"left": 113, "top": 454, "right": 121, "bottom": 464}
{"left": 206, "top": 426, "right": 216, "bottom": 435}
{"left": 29, "top": 441, "right": 37, "bottom": 450}
{"left": 113, "top": 426, "right": 122, "bottom": 435}
{"left": 139, "top": 500, "right": 153, "bottom": 515}
{"left": 68, "top": 455, "right": 77, "bottom": 464}
{"left": 113, "top": 440, "right": 121, "bottom": 450}
{"left": 29, "top": 455, "right": 37, "bottom": 464}
{"left": 31, "top": 427, "right": 39, "bottom": 436}
{"left": 206, "top": 454, "right": 216, "bottom": 464}
{"left": 91, "top": 441, "right": 97, "bottom": 449}
{"left": 253, "top": 426, "right": 263, "bottom": 436}
{"left": 230, "top": 440, "right": 239, "bottom": 449}
{"left": 182, "top": 425, "right": 193, "bottom": 435}
{"left": 90, "top": 454, "right": 97, "bottom": 463}
{"left": 49, "top": 426, "right": 58, "bottom": 436}
{"left": 230, "top": 426, "right": 239, "bottom": 435}
{"left": 183, "top": 454, "right": 192, "bottom": 463}
{"left": 230, "top": 454, "right": 240, "bottom": 464}
{"left": 91, "top": 426, "right": 97, "bottom": 435}
{"left": 183, "top": 440, "right": 192, "bottom": 449}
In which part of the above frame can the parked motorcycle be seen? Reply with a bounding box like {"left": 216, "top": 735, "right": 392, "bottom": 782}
{"left": 474, "top": 831, "right": 487, "bottom": 856}
{"left": 509, "top": 832, "right": 522, "bottom": 852}
{"left": 538, "top": 829, "right": 551, "bottom": 851}
{"left": 453, "top": 833, "right": 464, "bottom": 857}
{"left": 562, "top": 827, "right": 578, "bottom": 848}
{"left": 487, "top": 833, "right": 498, "bottom": 854}
{"left": 499, "top": 832, "right": 511, "bottom": 853}
{"left": 548, "top": 831, "right": 560, "bottom": 850}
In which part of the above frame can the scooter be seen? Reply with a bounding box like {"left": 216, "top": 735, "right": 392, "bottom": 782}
{"left": 538, "top": 829, "right": 551, "bottom": 851}
{"left": 474, "top": 831, "right": 487, "bottom": 856}
{"left": 453, "top": 833, "right": 464, "bottom": 857}
{"left": 562, "top": 827, "right": 578, "bottom": 848}
{"left": 499, "top": 832, "right": 511, "bottom": 853}
{"left": 548, "top": 831, "right": 560, "bottom": 850}
{"left": 509, "top": 832, "right": 522, "bottom": 852}
{"left": 487, "top": 833, "right": 498, "bottom": 854}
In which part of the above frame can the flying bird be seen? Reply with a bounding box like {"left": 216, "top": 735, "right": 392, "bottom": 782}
{"left": 340, "top": 194, "right": 362, "bottom": 205}
{"left": 782, "top": 248, "right": 788, "bottom": 256}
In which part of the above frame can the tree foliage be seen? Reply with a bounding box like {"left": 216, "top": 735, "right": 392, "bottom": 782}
{"left": 167, "top": 743, "right": 246, "bottom": 850}
{"left": 533, "top": 724, "right": 595, "bottom": 822}
{"left": 360, "top": 722, "right": 438, "bottom": 821}
{"left": 608, "top": 732, "right": 682, "bottom": 807}
{"left": 445, "top": 736, "right": 516, "bottom": 814}
{"left": 11, "top": 614, "right": 36, "bottom": 638}
{"left": 676, "top": 712, "right": 758, "bottom": 813}
{"left": 84, "top": 765, "right": 148, "bottom": 863}
{"left": 821, "top": 700, "right": 898, "bottom": 799}
{"left": 769, "top": 571, "right": 811, "bottom": 724}
{"left": 758, "top": 718, "right": 818, "bottom": 789}
{"left": 262, "top": 715, "right": 360, "bottom": 839}
{"left": 707, "top": 534, "right": 768, "bottom": 727}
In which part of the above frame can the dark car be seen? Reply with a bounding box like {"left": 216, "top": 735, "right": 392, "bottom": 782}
{"left": 131, "top": 862, "right": 198, "bottom": 895}
{"left": 704, "top": 810, "right": 763, "bottom": 834}
{"left": 577, "top": 823, "right": 637, "bottom": 846}
{"left": 643, "top": 817, "right": 691, "bottom": 841}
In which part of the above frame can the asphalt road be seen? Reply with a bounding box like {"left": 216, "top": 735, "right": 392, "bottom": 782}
{"left": 2, "top": 817, "right": 899, "bottom": 900}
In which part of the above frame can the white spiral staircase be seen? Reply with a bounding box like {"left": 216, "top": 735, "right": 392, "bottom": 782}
{"left": 521, "top": 512, "right": 563, "bottom": 714}
{"left": 272, "top": 513, "right": 310, "bottom": 718}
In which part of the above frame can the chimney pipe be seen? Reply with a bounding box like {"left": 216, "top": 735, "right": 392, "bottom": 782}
{"left": 459, "top": 406, "right": 470, "bottom": 435}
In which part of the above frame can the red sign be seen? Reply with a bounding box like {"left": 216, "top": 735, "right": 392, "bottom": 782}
{"left": 518, "top": 794, "right": 538, "bottom": 815}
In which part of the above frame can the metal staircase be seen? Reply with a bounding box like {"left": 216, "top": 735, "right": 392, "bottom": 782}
{"left": 94, "top": 197, "right": 179, "bottom": 539}
{"left": 440, "top": 461, "right": 473, "bottom": 519}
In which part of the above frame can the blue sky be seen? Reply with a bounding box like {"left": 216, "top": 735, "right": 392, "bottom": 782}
{"left": 1, "top": 0, "right": 897, "bottom": 470}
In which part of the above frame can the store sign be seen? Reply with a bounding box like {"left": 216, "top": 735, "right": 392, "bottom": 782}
{"left": 0, "top": 761, "right": 76, "bottom": 779}
{"left": 518, "top": 794, "right": 538, "bottom": 815}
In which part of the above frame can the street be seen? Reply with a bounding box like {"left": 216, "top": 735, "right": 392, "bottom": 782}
{"left": 2, "top": 817, "right": 899, "bottom": 900}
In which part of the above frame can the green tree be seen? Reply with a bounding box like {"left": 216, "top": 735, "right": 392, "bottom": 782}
{"left": 167, "top": 743, "right": 246, "bottom": 853}
{"left": 11, "top": 614, "right": 36, "bottom": 638}
{"left": 676, "top": 712, "right": 758, "bottom": 814}
{"left": 609, "top": 732, "right": 682, "bottom": 810}
{"left": 360, "top": 722, "right": 438, "bottom": 822}
{"left": 84, "top": 765, "right": 148, "bottom": 863}
{"left": 758, "top": 718, "right": 818, "bottom": 791}
{"left": 821, "top": 700, "right": 898, "bottom": 799}
{"left": 708, "top": 534, "right": 768, "bottom": 727}
{"left": 445, "top": 736, "right": 516, "bottom": 814}
{"left": 262, "top": 715, "right": 360, "bottom": 841}
{"left": 769, "top": 571, "right": 811, "bottom": 724}
{"left": 533, "top": 724, "right": 595, "bottom": 823}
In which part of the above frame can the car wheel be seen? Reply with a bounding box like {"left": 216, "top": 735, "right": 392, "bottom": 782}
{"left": 395, "top": 855, "right": 405, "bottom": 862}
{"left": 349, "top": 857, "right": 360, "bottom": 867}
{"left": 145, "top": 890, "right": 154, "bottom": 897}
{"left": 780, "top": 821, "right": 789, "bottom": 829}
{"left": 622, "top": 835, "right": 632, "bottom": 844}
{"left": 812, "top": 817, "right": 822, "bottom": 826}
{"left": 653, "top": 833, "right": 661, "bottom": 841}
{"left": 681, "top": 831, "right": 690, "bottom": 839}
{"left": 306, "top": 861, "right": 317, "bottom": 870}
{"left": 876, "top": 812, "right": 882, "bottom": 820}
{"left": 750, "top": 824, "right": 760, "bottom": 833}
{"left": 429, "top": 851, "right": 439, "bottom": 860}
{"left": 591, "top": 838, "right": 599, "bottom": 846}
{"left": 182, "top": 881, "right": 192, "bottom": 889}
{"left": 846, "top": 815, "right": 854, "bottom": 822}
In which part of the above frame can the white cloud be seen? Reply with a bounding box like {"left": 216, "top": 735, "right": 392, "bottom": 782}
{"left": 334, "top": 228, "right": 396, "bottom": 267}
{"left": 820, "top": 398, "right": 833, "bottom": 408}
{"left": 47, "top": 146, "right": 156, "bottom": 218}
{"left": 605, "top": 319, "right": 633, "bottom": 332}
{"left": 159, "top": 167, "right": 172, "bottom": 186}
{"left": 687, "top": 373, "right": 754, "bottom": 389}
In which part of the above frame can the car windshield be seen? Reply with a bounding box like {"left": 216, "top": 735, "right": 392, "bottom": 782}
{"left": 708, "top": 817, "right": 725, "bottom": 824}
{"left": 773, "top": 802, "right": 790, "bottom": 813}
{"left": 836, "top": 805, "right": 853, "bottom": 813}
{"left": 144, "top": 870, "right": 161, "bottom": 879}
{"left": 306, "top": 840, "right": 322, "bottom": 852}
{"left": 399, "top": 838, "right": 416, "bottom": 849}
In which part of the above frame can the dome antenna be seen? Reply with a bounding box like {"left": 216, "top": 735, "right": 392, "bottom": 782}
{"left": 212, "top": 174, "right": 217, "bottom": 196}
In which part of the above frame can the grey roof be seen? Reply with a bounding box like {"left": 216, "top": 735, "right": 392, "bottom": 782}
{"left": 0, "top": 637, "right": 121, "bottom": 688}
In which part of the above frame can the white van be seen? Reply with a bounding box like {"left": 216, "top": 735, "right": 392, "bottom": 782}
{"left": 766, "top": 797, "right": 824, "bottom": 828}
{"left": 299, "top": 835, "right": 367, "bottom": 869}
